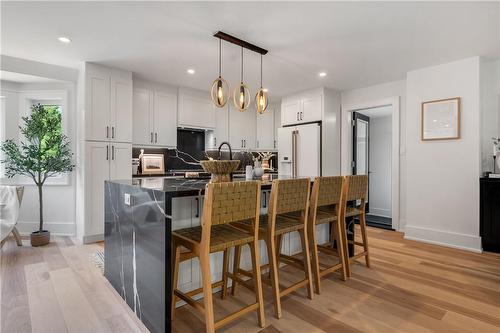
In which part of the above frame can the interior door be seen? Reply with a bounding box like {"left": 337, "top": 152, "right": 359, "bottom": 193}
{"left": 352, "top": 112, "right": 370, "bottom": 209}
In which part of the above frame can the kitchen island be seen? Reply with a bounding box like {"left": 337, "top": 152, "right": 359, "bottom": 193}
{"left": 104, "top": 177, "right": 353, "bottom": 333}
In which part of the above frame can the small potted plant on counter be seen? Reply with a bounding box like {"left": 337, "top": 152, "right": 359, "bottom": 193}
{"left": 0, "top": 104, "right": 74, "bottom": 246}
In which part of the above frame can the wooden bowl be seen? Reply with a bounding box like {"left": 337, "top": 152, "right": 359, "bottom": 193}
{"left": 200, "top": 160, "right": 240, "bottom": 183}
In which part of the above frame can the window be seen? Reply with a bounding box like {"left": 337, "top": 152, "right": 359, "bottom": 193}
{"left": 0, "top": 96, "right": 5, "bottom": 179}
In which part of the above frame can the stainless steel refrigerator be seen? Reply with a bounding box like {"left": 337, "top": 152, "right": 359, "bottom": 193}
{"left": 277, "top": 122, "right": 321, "bottom": 178}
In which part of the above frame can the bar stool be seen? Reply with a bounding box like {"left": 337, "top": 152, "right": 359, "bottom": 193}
{"left": 307, "top": 176, "right": 349, "bottom": 294}
{"left": 171, "top": 181, "right": 265, "bottom": 333}
{"left": 231, "top": 178, "right": 314, "bottom": 319}
{"left": 342, "top": 175, "right": 370, "bottom": 276}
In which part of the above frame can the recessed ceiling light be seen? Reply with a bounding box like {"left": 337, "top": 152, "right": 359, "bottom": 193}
{"left": 58, "top": 36, "right": 71, "bottom": 43}
{"left": 318, "top": 72, "right": 327, "bottom": 77}
{"left": 187, "top": 69, "right": 195, "bottom": 74}
{"left": 263, "top": 88, "right": 268, "bottom": 92}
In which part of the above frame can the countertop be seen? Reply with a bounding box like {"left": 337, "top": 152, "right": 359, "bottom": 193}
{"left": 108, "top": 174, "right": 295, "bottom": 196}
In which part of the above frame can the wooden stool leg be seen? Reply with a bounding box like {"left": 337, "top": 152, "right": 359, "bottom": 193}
{"left": 274, "top": 235, "right": 282, "bottom": 280}
{"left": 231, "top": 245, "right": 241, "bottom": 296}
{"left": 249, "top": 242, "right": 266, "bottom": 328}
{"left": 333, "top": 221, "right": 347, "bottom": 281}
{"left": 221, "top": 249, "right": 229, "bottom": 299}
{"left": 308, "top": 222, "right": 321, "bottom": 294}
{"left": 200, "top": 250, "right": 215, "bottom": 333}
{"left": 340, "top": 218, "right": 352, "bottom": 277}
{"left": 298, "top": 229, "right": 314, "bottom": 300}
{"left": 359, "top": 213, "right": 371, "bottom": 268}
{"left": 171, "top": 244, "right": 181, "bottom": 320}
{"left": 12, "top": 227, "right": 23, "bottom": 246}
{"left": 266, "top": 236, "right": 282, "bottom": 319}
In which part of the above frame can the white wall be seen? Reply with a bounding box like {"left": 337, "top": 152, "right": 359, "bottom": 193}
{"left": 480, "top": 59, "right": 500, "bottom": 172}
{"left": 341, "top": 80, "right": 406, "bottom": 229}
{"left": 0, "top": 57, "right": 78, "bottom": 236}
{"left": 405, "top": 57, "right": 481, "bottom": 252}
{"left": 369, "top": 115, "right": 392, "bottom": 217}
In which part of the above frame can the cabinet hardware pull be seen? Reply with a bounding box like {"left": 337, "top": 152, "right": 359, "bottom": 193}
{"left": 296, "top": 112, "right": 299, "bottom": 121}
{"left": 274, "top": 140, "right": 276, "bottom": 148}
{"left": 244, "top": 139, "right": 246, "bottom": 148}
{"left": 150, "top": 132, "right": 153, "bottom": 143}
{"left": 106, "top": 126, "right": 109, "bottom": 139}
{"left": 195, "top": 197, "right": 199, "bottom": 218}
{"left": 106, "top": 145, "right": 109, "bottom": 160}
{"left": 241, "top": 139, "right": 243, "bottom": 148}
{"left": 214, "top": 137, "right": 217, "bottom": 146}
{"left": 300, "top": 112, "right": 303, "bottom": 121}
{"left": 155, "top": 133, "right": 158, "bottom": 143}
{"left": 112, "top": 126, "right": 115, "bottom": 139}
{"left": 112, "top": 145, "right": 115, "bottom": 160}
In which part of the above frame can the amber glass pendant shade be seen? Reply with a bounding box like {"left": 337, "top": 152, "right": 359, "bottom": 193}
{"left": 255, "top": 89, "right": 268, "bottom": 114}
{"left": 211, "top": 76, "right": 229, "bottom": 107}
{"left": 233, "top": 82, "right": 250, "bottom": 111}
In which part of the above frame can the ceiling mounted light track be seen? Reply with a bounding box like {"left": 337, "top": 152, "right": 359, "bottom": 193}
{"left": 211, "top": 38, "right": 229, "bottom": 107}
{"left": 233, "top": 46, "right": 250, "bottom": 111}
{"left": 211, "top": 31, "right": 270, "bottom": 112}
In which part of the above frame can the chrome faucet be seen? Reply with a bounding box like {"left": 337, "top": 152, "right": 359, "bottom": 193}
{"left": 218, "top": 141, "right": 233, "bottom": 160}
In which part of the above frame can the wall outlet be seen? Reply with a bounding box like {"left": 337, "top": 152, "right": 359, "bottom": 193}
{"left": 124, "top": 193, "right": 131, "bottom": 206}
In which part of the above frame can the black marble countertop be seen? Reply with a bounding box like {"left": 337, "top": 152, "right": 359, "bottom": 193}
{"left": 108, "top": 174, "right": 297, "bottom": 197}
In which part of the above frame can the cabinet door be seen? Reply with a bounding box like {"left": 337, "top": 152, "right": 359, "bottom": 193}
{"left": 273, "top": 106, "right": 281, "bottom": 150}
{"left": 86, "top": 141, "right": 110, "bottom": 236}
{"left": 281, "top": 100, "right": 300, "bottom": 126}
{"left": 86, "top": 71, "right": 111, "bottom": 141}
{"left": 110, "top": 76, "right": 132, "bottom": 143}
{"left": 110, "top": 143, "right": 132, "bottom": 180}
{"left": 153, "top": 91, "right": 177, "bottom": 147}
{"left": 229, "top": 105, "right": 255, "bottom": 149}
{"left": 178, "top": 94, "right": 215, "bottom": 129}
{"left": 256, "top": 108, "right": 274, "bottom": 150}
{"left": 301, "top": 94, "right": 322, "bottom": 123}
{"left": 132, "top": 88, "right": 153, "bottom": 146}
{"left": 214, "top": 105, "right": 228, "bottom": 148}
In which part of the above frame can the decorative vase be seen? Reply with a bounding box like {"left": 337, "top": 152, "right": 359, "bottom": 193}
{"left": 31, "top": 230, "right": 50, "bottom": 247}
{"left": 253, "top": 161, "right": 264, "bottom": 179}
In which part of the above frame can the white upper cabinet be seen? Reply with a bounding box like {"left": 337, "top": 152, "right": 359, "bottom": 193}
{"left": 132, "top": 87, "right": 153, "bottom": 146}
{"left": 132, "top": 81, "right": 177, "bottom": 148}
{"left": 214, "top": 105, "right": 229, "bottom": 148}
{"left": 229, "top": 104, "right": 256, "bottom": 150}
{"left": 85, "top": 63, "right": 132, "bottom": 142}
{"left": 178, "top": 88, "right": 215, "bottom": 129}
{"left": 274, "top": 105, "right": 281, "bottom": 149}
{"left": 281, "top": 89, "right": 323, "bottom": 126}
{"left": 256, "top": 108, "right": 274, "bottom": 150}
{"left": 153, "top": 91, "right": 177, "bottom": 147}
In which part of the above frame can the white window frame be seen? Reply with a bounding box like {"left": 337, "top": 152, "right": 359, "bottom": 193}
{"left": 17, "top": 90, "right": 70, "bottom": 186}
{"left": 0, "top": 96, "right": 5, "bottom": 180}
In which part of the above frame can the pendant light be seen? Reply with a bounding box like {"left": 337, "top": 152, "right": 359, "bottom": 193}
{"left": 211, "top": 38, "right": 230, "bottom": 107}
{"left": 255, "top": 54, "right": 269, "bottom": 114}
{"left": 233, "top": 46, "right": 250, "bottom": 112}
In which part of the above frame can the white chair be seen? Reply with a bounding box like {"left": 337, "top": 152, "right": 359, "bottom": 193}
{"left": 0, "top": 186, "right": 24, "bottom": 248}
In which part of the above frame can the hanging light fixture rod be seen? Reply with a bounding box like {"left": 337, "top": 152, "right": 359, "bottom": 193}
{"left": 213, "top": 31, "right": 268, "bottom": 55}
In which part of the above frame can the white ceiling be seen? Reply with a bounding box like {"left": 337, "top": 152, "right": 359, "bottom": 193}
{"left": 1, "top": 2, "right": 499, "bottom": 98}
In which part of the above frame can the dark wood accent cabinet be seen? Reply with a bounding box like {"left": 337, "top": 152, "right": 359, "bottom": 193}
{"left": 480, "top": 177, "right": 500, "bottom": 253}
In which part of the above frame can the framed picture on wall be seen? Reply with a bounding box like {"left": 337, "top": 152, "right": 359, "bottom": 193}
{"left": 141, "top": 154, "right": 165, "bottom": 174}
{"left": 421, "top": 97, "right": 461, "bottom": 141}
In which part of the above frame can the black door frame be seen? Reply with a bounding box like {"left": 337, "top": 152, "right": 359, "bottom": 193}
{"left": 352, "top": 112, "right": 370, "bottom": 212}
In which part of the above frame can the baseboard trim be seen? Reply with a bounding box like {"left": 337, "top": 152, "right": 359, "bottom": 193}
{"left": 369, "top": 207, "right": 391, "bottom": 217}
{"left": 83, "top": 233, "right": 104, "bottom": 244}
{"left": 404, "top": 225, "right": 481, "bottom": 253}
{"left": 17, "top": 221, "right": 75, "bottom": 236}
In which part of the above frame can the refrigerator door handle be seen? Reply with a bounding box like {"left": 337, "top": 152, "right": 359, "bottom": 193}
{"left": 292, "top": 130, "right": 298, "bottom": 178}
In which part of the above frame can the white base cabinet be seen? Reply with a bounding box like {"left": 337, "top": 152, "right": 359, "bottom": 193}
{"left": 85, "top": 141, "right": 132, "bottom": 239}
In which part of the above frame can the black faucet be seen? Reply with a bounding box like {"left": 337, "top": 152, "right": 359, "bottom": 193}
{"left": 218, "top": 141, "right": 233, "bottom": 160}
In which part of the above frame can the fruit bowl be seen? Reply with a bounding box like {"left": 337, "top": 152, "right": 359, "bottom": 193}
{"left": 200, "top": 160, "right": 240, "bottom": 183}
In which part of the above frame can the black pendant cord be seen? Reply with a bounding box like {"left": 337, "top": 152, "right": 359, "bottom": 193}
{"left": 218, "top": 38, "right": 222, "bottom": 78}
{"left": 260, "top": 54, "right": 263, "bottom": 88}
{"left": 240, "top": 46, "right": 244, "bottom": 84}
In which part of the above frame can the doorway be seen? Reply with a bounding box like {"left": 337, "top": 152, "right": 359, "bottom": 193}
{"left": 352, "top": 106, "right": 393, "bottom": 230}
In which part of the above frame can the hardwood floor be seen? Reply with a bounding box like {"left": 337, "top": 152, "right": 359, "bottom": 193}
{"left": 1, "top": 227, "right": 500, "bottom": 333}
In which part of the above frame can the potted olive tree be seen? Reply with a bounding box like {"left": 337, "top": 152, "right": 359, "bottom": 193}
{"left": 1, "top": 103, "right": 74, "bottom": 246}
